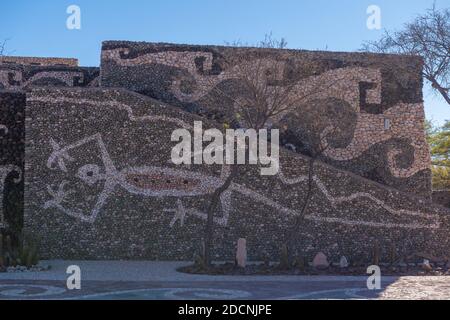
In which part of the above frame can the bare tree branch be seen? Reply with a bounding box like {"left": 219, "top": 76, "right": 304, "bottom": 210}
{"left": 362, "top": 5, "right": 450, "bottom": 105}
{"left": 0, "top": 39, "right": 8, "bottom": 56}
{"left": 199, "top": 35, "right": 345, "bottom": 266}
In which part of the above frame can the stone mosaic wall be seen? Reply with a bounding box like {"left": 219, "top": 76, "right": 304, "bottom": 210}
{"left": 0, "top": 91, "right": 24, "bottom": 232}
{"left": 0, "top": 56, "right": 78, "bottom": 67}
{"left": 24, "top": 87, "right": 450, "bottom": 261}
{"left": 101, "top": 41, "right": 431, "bottom": 198}
{"left": 0, "top": 64, "right": 99, "bottom": 90}
{"left": 432, "top": 190, "right": 450, "bottom": 208}
{"left": 0, "top": 59, "right": 97, "bottom": 234}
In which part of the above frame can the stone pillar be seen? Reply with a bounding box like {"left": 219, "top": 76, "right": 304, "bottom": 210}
{"left": 0, "top": 92, "right": 25, "bottom": 230}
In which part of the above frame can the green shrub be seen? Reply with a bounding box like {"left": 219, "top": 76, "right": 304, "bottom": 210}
{"left": 0, "top": 232, "right": 40, "bottom": 270}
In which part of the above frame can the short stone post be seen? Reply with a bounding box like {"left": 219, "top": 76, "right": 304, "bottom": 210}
{"left": 236, "top": 238, "right": 247, "bottom": 268}
{"left": 312, "top": 252, "right": 329, "bottom": 269}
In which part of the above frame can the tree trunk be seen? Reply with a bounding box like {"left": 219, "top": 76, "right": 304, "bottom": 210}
{"left": 286, "top": 157, "right": 316, "bottom": 259}
{"left": 427, "top": 75, "right": 450, "bottom": 105}
{"left": 203, "top": 165, "right": 238, "bottom": 266}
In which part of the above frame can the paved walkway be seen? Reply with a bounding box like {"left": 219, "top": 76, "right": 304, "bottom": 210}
{"left": 0, "top": 261, "right": 449, "bottom": 299}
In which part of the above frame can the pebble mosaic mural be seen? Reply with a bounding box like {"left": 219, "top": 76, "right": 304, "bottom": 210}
{"left": 101, "top": 42, "right": 430, "bottom": 197}
{"left": 0, "top": 42, "right": 446, "bottom": 262}
{"left": 23, "top": 87, "right": 450, "bottom": 261}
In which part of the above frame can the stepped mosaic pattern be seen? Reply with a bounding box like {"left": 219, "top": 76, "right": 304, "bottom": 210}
{"left": 0, "top": 64, "right": 99, "bottom": 90}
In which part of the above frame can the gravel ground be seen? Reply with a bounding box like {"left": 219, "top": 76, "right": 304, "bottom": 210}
{"left": 379, "top": 276, "right": 450, "bottom": 300}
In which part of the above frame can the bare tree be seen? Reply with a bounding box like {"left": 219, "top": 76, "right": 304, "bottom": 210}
{"left": 200, "top": 35, "right": 344, "bottom": 267}
{"left": 203, "top": 35, "right": 288, "bottom": 267}
{"left": 362, "top": 5, "right": 450, "bottom": 105}
{"left": 225, "top": 32, "right": 288, "bottom": 50}
{"left": 284, "top": 120, "right": 337, "bottom": 261}
{"left": 0, "top": 39, "right": 8, "bottom": 56}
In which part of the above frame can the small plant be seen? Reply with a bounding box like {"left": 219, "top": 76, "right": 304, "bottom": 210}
{"left": 193, "top": 252, "right": 205, "bottom": 269}
{"left": 261, "top": 254, "right": 271, "bottom": 268}
{"left": 372, "top": 240, "right": 380, "bottom": 266}
{"left": 0, "top": 234, "right": 4, "bottom": 269}
{"left": 278, "top": 243, "right": 290, "bottom": 270}
{"left": 389, "top": 243, "right": 397, "bottom": 266}
{"left": 0, "top": 232, "right": 40, "bottom": 271}
{"left": 192, "top": 241, "right": 207, "bottom": 271}
{"left": 294, "top": 255, "right": 306, "bottom": 272}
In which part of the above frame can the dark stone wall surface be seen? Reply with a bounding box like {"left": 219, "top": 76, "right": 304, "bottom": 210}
{"left": 24, "top": 87, "right": 450, "bottom": 262}
{"left": 0, "top": 61, "right": 98, "bottom": 233}
{"left": 432, "top": 190, "right": 450, "bottom": 208}
{"left": 100, "top": 41, "right": 431, "bottom": 198}
{"left": 0, "top": 91, "right": 24, "bottom": 232}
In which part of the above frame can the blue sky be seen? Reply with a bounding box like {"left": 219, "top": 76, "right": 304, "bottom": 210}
{"left": 1, "top": 0, "right": 449, "bottom": 124}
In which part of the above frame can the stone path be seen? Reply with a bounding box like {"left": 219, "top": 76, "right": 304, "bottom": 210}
{"left": 0, "top": 261, "right": 449, "bottom": 299}
{"left": 378, "top": 276, "right": 450, "bottom": 300}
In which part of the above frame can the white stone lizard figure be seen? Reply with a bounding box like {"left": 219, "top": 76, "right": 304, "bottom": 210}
{"left": 43, "top": 133, "right": 440, "bottom": 230}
